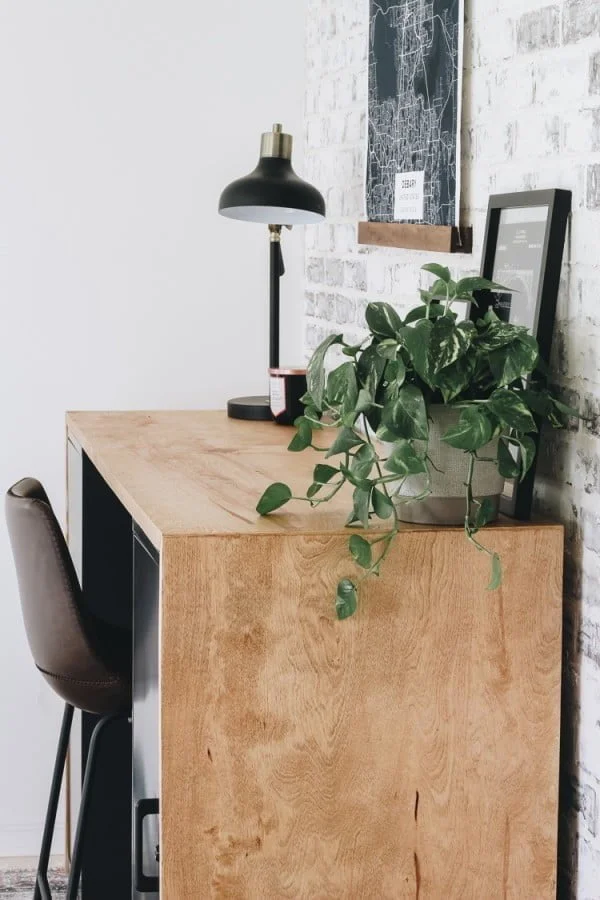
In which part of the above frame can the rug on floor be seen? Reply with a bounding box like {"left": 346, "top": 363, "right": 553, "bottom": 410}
{"left": 0, "top": 867, "right": 69, "bottom": 898}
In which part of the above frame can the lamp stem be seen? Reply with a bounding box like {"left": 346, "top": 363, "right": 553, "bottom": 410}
{"left": 269, "top": 225, "right": 283, "bottom": 369}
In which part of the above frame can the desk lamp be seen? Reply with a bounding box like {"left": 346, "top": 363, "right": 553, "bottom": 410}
{"left": 219, "top": 124, "right": 326, "bottom": 420}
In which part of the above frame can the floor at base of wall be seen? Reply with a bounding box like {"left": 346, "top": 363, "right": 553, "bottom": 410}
{"left": 0, "top": 866, "right": 71, "bottom": 898}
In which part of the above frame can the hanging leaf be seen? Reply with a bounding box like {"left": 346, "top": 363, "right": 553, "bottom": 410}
{"left": 384, "top": 356, "right": 407, "bottom": 388}
{"left": 256, "top": 483, "right": 292, "bottom": 515}
{"left": 306, "top": 333, "right": 343, "bottom": 411}
{"left": 400, "top": 320, "right": 434, "bottom": 385}
{"left": 488, "top": 334, "right": 539, "bottom": 386}
{"left": 442, "top": 407, "right": 493, "bottom": 451}
{"left": 505, "top": 434, "right": 537, "bottom": 480}
{"left": 473, "top": 497, "right": 497, "bottom": 529}
{"left": 349, "top": 535, "right": 372, "bottom": 569}
{"left": 489, "top": 389, "right": 538, "bottom": 433}
{"left": 487, "top": 554, "right": 503, "bottom": 591}
{"left": 382, "top": 385, "right": 429, "bottom": 440}
{"left": 357, "top": 343, "right": 387, "bottom": 397}
{"left": 288, "top": 417, "right": 313, "bottom": 452}
{"left": 351, "top": 443, "right": 377, "bottom": 480}
{"left": 384, "top": 439, "right": 427, "bottom": 476}
{"left": 372, "top": 487, "right": 394, "bottom": 519}
{"left": 455, "top": 276, "right": 512, "bottom": 295}
{"left": 325, "top": 427, "right": 365, "bottom": 458}
{"left": 422, "top": 263, "right": 451, "bottom": 282}
{"left": 306, "top": 482, "right": 322, "bottom": 499}
{"left": 404, "top": 303, "right": 446, "bottom": 324}
{"left": 346, "top": 486, "right": 372, "bottom": 527}
{"left": 376, "top": 339, "right": 400, "bottom": 360}
{"left": 336, "top": 578, "right": 358, "bottom": 620}
{"left": 429, "top": 316, "right": 472, "bottom": 373}
{"left": 431, "top": 355, "right": 475, "bottom": 403}
{"left": 313, "top": 464, "right": 339, "bottom": 484}
{"left": 497, "top": 439, "right": 521, "bottom": 478}
{"left": 365, "top": 302, "right": 403, "bottom": 338}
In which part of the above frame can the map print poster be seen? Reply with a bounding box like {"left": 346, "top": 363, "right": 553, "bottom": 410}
{"left": 367, "top": 0, "right": 464, "bottom": 227}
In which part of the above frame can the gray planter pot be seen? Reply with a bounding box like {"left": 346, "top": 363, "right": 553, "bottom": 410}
{"left": 383, "top": 405, "right": 504, "bottom": 525}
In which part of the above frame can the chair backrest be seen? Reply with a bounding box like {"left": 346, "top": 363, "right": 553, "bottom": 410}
{"left": 5, "top": 478, "right": 128, "bottom": 709}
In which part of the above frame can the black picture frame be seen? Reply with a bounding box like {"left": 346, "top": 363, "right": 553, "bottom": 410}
{"left": 470, "top": 188, "right": 572, "bottom": 519}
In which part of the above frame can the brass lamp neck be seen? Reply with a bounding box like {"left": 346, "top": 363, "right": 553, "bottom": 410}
{"left": 260, "top": 123, "right": 292, "bottom": 160}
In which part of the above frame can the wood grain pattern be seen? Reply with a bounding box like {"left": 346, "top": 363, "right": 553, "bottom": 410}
{"left": 161, "top": 526, "right": 563, "bottom": 899}
{"left": 66, "top": 412, "right": 564, "bottom": 898}
{"left": 357, "top": 221, "right": 473, "bottom": 254}
{"left": 66, "top": 411, "right": 555, "bottom": 551}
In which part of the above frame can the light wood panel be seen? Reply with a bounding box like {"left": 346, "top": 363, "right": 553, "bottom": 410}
{"left": 161, "top": 525, "right": 563, "bottom": 899}
{"left": 66, "top": 411, "right": 556, "bottom": 550}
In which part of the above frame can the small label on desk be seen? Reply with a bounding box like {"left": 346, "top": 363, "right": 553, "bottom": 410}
{"left": 270, "top": 376, "right": 286, "bottom": 417}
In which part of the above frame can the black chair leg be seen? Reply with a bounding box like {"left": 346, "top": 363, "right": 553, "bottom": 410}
{"left": 34, "top": 703, "right": 74, "bottom": 900}
{"left": 65, "top": 713, "right": 127, "bottom": 900}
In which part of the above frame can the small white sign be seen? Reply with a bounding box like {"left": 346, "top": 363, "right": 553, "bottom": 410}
{"left": 269, "top": 376, "right": 286, "bottom": 418}
{"left": 394, "top": 170, "right": 425, "bottom": 221}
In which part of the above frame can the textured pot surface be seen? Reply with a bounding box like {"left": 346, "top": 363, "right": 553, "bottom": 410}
{"left": 383, "top": 405, "right": 505, "bottom": 525}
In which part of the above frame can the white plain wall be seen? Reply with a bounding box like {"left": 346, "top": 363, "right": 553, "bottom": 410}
{"left": 0, "top": 1, "right": 306, "bottom": 856}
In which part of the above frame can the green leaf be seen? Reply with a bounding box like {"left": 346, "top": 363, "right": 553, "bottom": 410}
{"left": 365, "top": 302, "right": 403, "bottom": 338}
{"left": 354, "top": 388, "right": 374, "bottom": 416}
{"left": 489, "top": 389, "right": 538, "bottom": 433}
{"left": 256, "top": 483, "right": 292, "bottom": 515}
{"left": 336, "top": 578, "right": 358, "bottom": 620}
{"left": 404, "top": 303, "right": 446, "bottom": 324}
{"left": 327, "top": 362, "right": 358, "bottom": 418}
{"left": 552, "top": 398, "right": 582, "bottom": 420}
{"left": 313, "top": 463, "right": 339, "bottom": 484}
{"left": 349, "top": 534, "right": 372, "bottom": 569}
{"left": 288, "top": 417, "right": 312, "bottom": 452}
{"left": 357, "top": 343, "right": 387, "bottom": 397}
{"left": 431, "top": 355, "right": 475, "bottom": 403}
{"left": 384, "top": 356, "right": 406, "bottom": 388}
{"left": 488, "top": 334, "right": 539, "bottom": 387}
{"left": 497, "top": 439, "right": 520, "bottom": 478}
{"left": 475, "top": 314, "right": 528, "bottom": 352}
{"left": 473, "top": 497, "right": 497, "bottom": 529}
{"left": 521, "top": 389, "right": 553, "bottom": 417}
{"left": 382, "top": 385, "right": 429, "bottom": 440}
{"left": 442, "top": 407, "right": 493, "bottom": 451}
{"left": 303, "top": 405, "right": 323, "bottom": 428}
{"left": 351, "top": 443, "right": 376, "bottom": 480}
{"left": 430, "top": 278, "right": 451, "bottom": 297}
{"left": 341, "top": 341, "right": 364, "bottom": 357}
{"left": 347, "top": 486, "right": 371, "bottom": 527}
{"left": 505, "top": 434, "right": 537, "bottom": 480}
{"left": 306, "top": 482, "right": 321, "bottom": 499}
{"left": 455, "top": 276, "right": 512, "bottom": 295}
{"left": 376, "top": 339, "right": 400, "bottom": 360}
{"left": 384, "top": 439, "right": 427, "bottom": 476}
{"left": 487, "top": 553, "right": 503, "bottom": 591}
{"left": 325, "top": 427, "right": 365, "bottom": 458}
{"left": 422, "top": 263, "right": 451, "bottom": 282}
{"left": 372, "top": 487, "right": 394, "bottom": 519}
{"left": 429, "top": 316, "right": 472, "bottom": 374}
{"left": 306, "top": 333, "right": 343, "bottom": 411}
{"left": 400, "top": 319, "right": 434, "bottom": 385}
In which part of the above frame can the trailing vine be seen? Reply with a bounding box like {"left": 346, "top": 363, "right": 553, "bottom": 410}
{"left": 257, "top": 263, "right": 580, "bottom": 618}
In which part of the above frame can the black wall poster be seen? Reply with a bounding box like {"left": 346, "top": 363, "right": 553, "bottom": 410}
{"left": 366, "top": 0, "right": 464, "bottom": 227}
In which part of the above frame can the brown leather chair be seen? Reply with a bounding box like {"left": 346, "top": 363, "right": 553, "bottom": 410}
{"left": 5, "top": 478, "right": 132, "bottom": 900}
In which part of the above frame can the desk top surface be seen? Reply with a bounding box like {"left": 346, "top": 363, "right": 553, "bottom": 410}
{"left": 67, "top": 410, "right": 556, "bottom": 549}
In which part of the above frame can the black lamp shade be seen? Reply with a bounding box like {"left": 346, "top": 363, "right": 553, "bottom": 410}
{"left": 219, "top": 157, "right": 326, "bottom": 226}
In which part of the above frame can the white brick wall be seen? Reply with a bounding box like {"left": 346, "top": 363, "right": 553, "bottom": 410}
{"left": 304, "top": 0, "right": 600, "bottom": 894}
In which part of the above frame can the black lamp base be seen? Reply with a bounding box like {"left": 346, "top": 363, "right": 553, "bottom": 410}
{"left": 227, "top": 395, "right": 274, "bottom": 421}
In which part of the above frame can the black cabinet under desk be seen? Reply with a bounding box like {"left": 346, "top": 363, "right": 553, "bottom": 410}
{"left": 67, "top": 442, "right": 160, "bottom": 899}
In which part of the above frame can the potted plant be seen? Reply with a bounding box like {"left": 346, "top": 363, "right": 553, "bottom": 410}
{"left": 257, "top": 263, "right": 578, "bottom": 619}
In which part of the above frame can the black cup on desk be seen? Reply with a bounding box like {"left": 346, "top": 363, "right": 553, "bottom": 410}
{"left": 269, "top": 368, "right": 307, "bottom": 425}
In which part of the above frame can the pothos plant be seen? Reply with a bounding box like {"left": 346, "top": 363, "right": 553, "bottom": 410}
{"left": 257, "top": 263, "right": 578, "bottom": 619}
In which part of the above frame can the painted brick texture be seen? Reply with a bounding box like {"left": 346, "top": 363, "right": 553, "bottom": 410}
{"left": 304, "top": 0, "right": 600, "bottom": 895}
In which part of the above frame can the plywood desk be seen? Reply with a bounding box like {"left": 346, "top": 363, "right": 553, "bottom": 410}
{"left": 66, "top": 410, "right": 563, "bottom": 899}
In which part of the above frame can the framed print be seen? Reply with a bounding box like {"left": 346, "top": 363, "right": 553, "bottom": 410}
{"left": 471, "top": 189, "right": 572, "bottom": 519}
